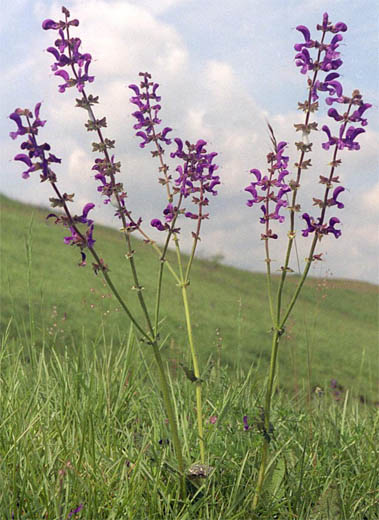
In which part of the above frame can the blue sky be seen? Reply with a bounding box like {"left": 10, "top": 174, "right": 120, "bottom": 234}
{"left": 1, "top": 0, "right": 378, "bottom": 283}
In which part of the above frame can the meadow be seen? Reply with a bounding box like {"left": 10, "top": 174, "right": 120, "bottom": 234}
{"left": 1, "top": 194, "right": 378, "bottom": 518}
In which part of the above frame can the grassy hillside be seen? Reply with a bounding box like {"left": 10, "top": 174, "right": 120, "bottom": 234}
{"left": 1, "top": 194, "right": 378, "bottom": 402}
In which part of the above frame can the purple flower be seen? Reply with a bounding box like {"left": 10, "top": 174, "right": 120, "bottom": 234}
{"left": 327, "top": 186, "right": 345, "bottom": 209}
{"left": 245, "top": 140, "right": 291, "bottom": 238}
{"left": 302, "top": 213, "right": 342, "bottom": 239}
{"left": 343, "top": 126, "right": 365, "bottom": 151}
{"left": 294, "top": 14, "right": 347, "bottom": 98}
{"left": 170, "top": 138, "right": 220, "bottom": 199}
{"left": 9, "top": 111, "right": 27, "bottom": 140}
{"left": 162, "top": 203, "right": 177, "bottom": 223}
{"left": 42, "top": 19, "right": 63, "bottom": 30}
{"left": 313, "top": 73, "right": 343, "bottom": 104}
{"left": 64, "top": 226, "right": 80, "bottom": 245}
{"left": 327, "top": 108, "right": 344, "bottom": 122}
{"left": 43, "top": 9, "right": 94, "bottom": 93}
{"left": 321, "top": 124, "right": 339, "bottom": 150}
{"left": 349, "top": 103, "right": 371, "bottom": 127}
{"left": 10, "top": 103, "right": 96, "bottom": 262}
{"left": 326, "top": 217, "right": 342, "bottom": 238}
{"left": 243, "top": 415, "right": 250, "bottom": 431}
{"left": 75, "top": 202, "right": 95, "bottom": 225}
{"left": 129, "top": 73, "right": 172, "bottom": 151}
{"left": 9, "top": 103, "right": 46, "bottom": 140}
{"left": 14, "top": 154, "right": 36, "bottom": 179}
{"left": 9, "top": 103, "right": 60, "bottom": 182}
{"left": 151, "top": 218, "right": 168, "bottom": 231}
{"left": 150, "top": 137, "right": 219, "bottom": 233}
{"left": 322, "top": 123, "right": 366, "bottom": 152}
{"left": 295, "top": 47, "right": 314, "bottom": 75}
{"left": 294, "top": 25, "right": 313, "bottom": 51}
{"left": 63, "top": 203, "right": 96, "bottom": 249}
{"left": 67, "top": 503, "right": 83, "bottom": 518}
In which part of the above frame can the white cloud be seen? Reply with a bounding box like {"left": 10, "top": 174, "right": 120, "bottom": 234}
{"left": 362, "top": 182, "right": 379, "bottom": 214}
{"left": 68, "top": 147, "right": 94, "bottom": 185}
{"left": 126, "top": 0, "right": 190, "bottom": 15}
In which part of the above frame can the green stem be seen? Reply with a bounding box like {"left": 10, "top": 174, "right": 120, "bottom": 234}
{"left": 265, "top": 258, "right": 275, "bottom": 327}
{"left": 252, "top": 441, "right": 269, "bottom": 510}
{"left": 276, "top": 234, "right": 295, "bottom": 323}
{"left": 279, "top": 235, "right": 318, "bottom": 330}
{"left": 154, "top": 260, "right": 165, "bottom": 334}
{"left": 181, "top": 284, "right": 205, "bottom": 464}
{"left": 98, "top": 261, "right": 152, "bottom": 342}
{"left": 151, "top": 340, "right": 186, "bottom": 494}
{"left": 252, "top": 328, "right": 280, "bottom": 510}
{"left": 263, "top": 156, "right": 276, "bottom": 326}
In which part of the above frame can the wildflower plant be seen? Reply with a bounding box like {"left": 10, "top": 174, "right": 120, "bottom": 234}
{"left": 244, "top": 13, "right": 371, "bottom": 509}
{"left": 8, "top": 5, "right": 371, "bottom": 513}
{"left": 10, "top": 5, "right": 220, "bottom": 492}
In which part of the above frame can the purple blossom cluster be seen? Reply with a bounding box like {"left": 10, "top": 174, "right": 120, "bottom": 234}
{"left": 246, "top": 13, "right": 371, "bottom": 243}
{"left": 92, "top": 155, "right": 127, "bottom": 211}
{"left": 42, "top": 7, "right": 94, "bottom": 93}
{"left": 245, "top": 141, "right": 291, "bottom": 239}
{"left": 321, "top": 90, "right": 371, "bottom": 152}
{"left": 294, "top": 13, "right": 347, "bottom": 91}
{"left": 301, "top": 214, "right": 341, "bottom": 239}
{"left": 43, "top": 7, "right": 132, "bottom": 223}
{"left": 295, "top": 14, "right": 371, "bottom": 153}
{"left": 9, "top": 103, "right": 96, "bottom": 265}
{"left": 151, "top": 138, "right": 220, "bottom": 233}
{"left": 9, "top": 103, "right": 59, "bottom": 181}
{"left": 129, "top": 73, "right": 219, "bottom": 235}
{"left": 294, "top": 14, "right": 371, "bottom": 240}
{"left": 129, "top": 72, "right": 173, "bottom": 151}
{"left": 59, "top": 202, "right": 96, "bottom": 253}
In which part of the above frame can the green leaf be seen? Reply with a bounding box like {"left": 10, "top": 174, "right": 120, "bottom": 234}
{"left": 265, "top": 456, "right": 286, "bottom": 501}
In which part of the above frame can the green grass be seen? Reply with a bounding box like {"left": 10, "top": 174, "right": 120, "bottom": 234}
{"left": 0, "top": 329, "right": 377, "bottom": 519}
{"left": 1, "top": 194, "right": 378, "bottom": 518}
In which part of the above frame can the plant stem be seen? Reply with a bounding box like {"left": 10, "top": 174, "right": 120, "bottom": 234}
{"left": 279, "top": 237, "right": 318, "bottom": 330}
{"left": 63, "top": 26, "right": 187, "bottom": 487}
{"left": 252, "top": 441, "right": 269, "bottom": 511}
{"left": 252, "top": 328, "right": 280, "bottom": 510}
{"left": 252, "top": 33, "right": 330, "bottom": 512}
{"left": 181, "top": 283, "right": 205, "bottom": 464}
{"left": 150, "top": 340, "right": 186, "bottom": 495}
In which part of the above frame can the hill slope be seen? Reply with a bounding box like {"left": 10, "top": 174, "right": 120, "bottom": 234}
{"left": 1, "top": 194, "right": 377, "bottom": 401}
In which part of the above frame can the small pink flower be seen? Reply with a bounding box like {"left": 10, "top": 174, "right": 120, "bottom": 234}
{"left": 209, "top": 415, "right": 217, "bottom": 424}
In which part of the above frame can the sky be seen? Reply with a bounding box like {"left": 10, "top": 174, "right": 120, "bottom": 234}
{"left": 1, "top": 0, "right": 378, "bottom": 284}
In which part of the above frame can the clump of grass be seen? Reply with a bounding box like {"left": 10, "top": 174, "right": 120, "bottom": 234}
{"left": 1, "top": 326, "right": 377, "bottom": 519}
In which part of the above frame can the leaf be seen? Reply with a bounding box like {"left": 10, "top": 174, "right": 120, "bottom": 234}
{"left": 265, "top": 456, "right": 286, "bottom": 501}
{"left": 310, "top": 483, "right": 341, "bottom": 519}
{"left": 179, "top": 362, "right": 204, "bottom": 383}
